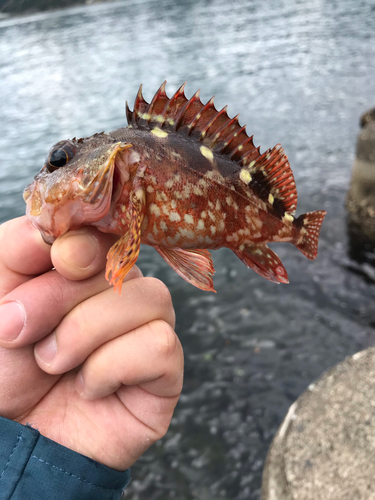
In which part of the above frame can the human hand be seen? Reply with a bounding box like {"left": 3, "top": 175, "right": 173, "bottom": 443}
{"left": 0, "top": 216, "right": 183, "bottom": 470}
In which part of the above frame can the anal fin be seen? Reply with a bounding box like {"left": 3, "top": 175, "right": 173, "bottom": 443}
{"left": 233, "top": 244, "right": 289, "bottom": 284}
{"left": 154, "top": 246, "right": 216, "bottom": 292}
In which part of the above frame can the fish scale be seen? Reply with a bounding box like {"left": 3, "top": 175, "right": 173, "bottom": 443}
{"left": 24, "top": 82, "right": 326, "bottom": 293}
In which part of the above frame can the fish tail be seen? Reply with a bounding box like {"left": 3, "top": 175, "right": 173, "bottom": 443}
{"left": 294, "top": 210, "right": 326, "bottom": 260}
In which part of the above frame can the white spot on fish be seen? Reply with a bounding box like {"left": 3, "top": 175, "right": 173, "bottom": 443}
{"left": 210, "top": 225, "right": 216, "bottom": 235}
{"left": 151, "top": 128, "right": 168, "bottom": 138}
{"left": 171, "top": 200, "right": 177, "bottom": 209}
{"left": 162, "top": 205, "right": 169, "bottom": 215}
{"left": 169, "top": 211, "right": 181, "bottom": 222}
{"left": 135, "top": 188, "right": 144, "bottom": 201}
{"left": 179, "top": 228, "right": 195, "bottom": 239}
{"left": 165, "top": 178, "right": 174, "bottom": 189}
{"left": 147, "top": 185, "right": 154, "bottom": 193}
{"left": 201, "top": 211, "right": 207, "bottom": 219}
{"left": 226, "top": 196, "right": 233, "bottom": 206}
{"left": 184, "top": 214, "right": 194, "bottom": 224}
{"left": 160, "top": 220, "right": 167, "bottom": 231}
{"left": 208, "top": 211, "right": 216, "bottom": 222}
{"left": 200, "top": 146, "right": 214, "bottom": 162}
{"left": 218, "top": 220, "right": 225, "bottom": 232}
{"left": 197, "top": 219, "right": 205, "bottom": 230}
{"left": 193, "top": 186, "right": 204, "bottom": 196}
{"left": 283, "top": 213, "right": 294, "bottom": 223}
{"left": 240, "top": 169, "right": 252, "bottom": 185}
{"left": 268, "top": 193, "right": 274, "bottom": 204}
{"left": 138, "top": 112, "right": 151, "bottom": 120}
{"left": 182, "top": 185, "right": 192, "bottom": 199}
{"left": 149, "top": 203, "right": 160, "bottom": 216}
{"left": 215, "top": 200, "right": 221, "bottom": 211}
{"left": 130, "top": 150, "right": 141, "bottom": 163}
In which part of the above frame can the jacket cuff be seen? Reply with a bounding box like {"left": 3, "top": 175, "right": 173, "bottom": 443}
{"left": 0, "top": 416, "right": 130, "bottom": 500}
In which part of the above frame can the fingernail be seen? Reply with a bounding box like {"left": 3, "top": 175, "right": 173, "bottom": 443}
{"left": 58, "top": 234, "right": 99, "bottom": 269}
{"left": 0, "top": 301, "right": 26, "bottom": 342}
{"left": 35, "top": 332, "right": 57, "bottom": 366}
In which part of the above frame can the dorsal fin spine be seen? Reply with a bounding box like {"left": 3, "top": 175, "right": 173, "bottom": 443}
{"left": 209, "top": 114, "right": 239, "bottom": 149}
{"left": 188, "top": 97, "right": 215, "bottom": 137}
{"left": 147, "top": 81, "right": 167, "bottom": 125}
{"left": 174, "top": 89, "right": 201, "bottom": 130}
{"left": 125, "top": 101, "right": 132, "bottom": 124}
{"left": 230, "top": 136, "right": 254, "bottom": 159}
{"left": 221, "top": 124, "right": 247, "bottom": 154}
{"left": 160, "top": 82, "right": 187, "bottom": 129}
{"left": 201, "top": 105, "right": 228, "bottom": 139}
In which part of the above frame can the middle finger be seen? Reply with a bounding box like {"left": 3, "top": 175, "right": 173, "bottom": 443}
{"left": 34, "top": 277, "right": 176, "bottom": 374}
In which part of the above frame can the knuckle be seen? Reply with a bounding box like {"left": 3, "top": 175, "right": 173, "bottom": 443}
{"left": 151, "top": 320, "right": 178, "bottom": 361}
{"left": 144, "top": 277, "right": 173, "bottom": 307}
{"left": 43, "top": 272, "right": 67, "bottom": 308}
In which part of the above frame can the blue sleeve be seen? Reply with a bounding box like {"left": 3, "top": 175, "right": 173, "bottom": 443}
{"left": 0, "top": 416, "right": 131, "bottom": 500}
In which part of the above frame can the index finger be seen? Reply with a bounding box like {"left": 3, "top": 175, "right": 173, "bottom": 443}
{"left": 0, "top": 217, "right": 52, "bottom": 298}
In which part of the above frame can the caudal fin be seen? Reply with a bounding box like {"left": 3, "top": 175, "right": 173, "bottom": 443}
{"left": 294, "top": 210, "right": 326, "bottom": 260}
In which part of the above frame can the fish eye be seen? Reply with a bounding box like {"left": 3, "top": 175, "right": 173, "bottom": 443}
{"left": 46, "top": 141, "right": 76, "bottom": 173}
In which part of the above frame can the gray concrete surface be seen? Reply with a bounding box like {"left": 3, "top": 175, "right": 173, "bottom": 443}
{"left": 262, "top": 347, "right": 375, "bottom": 500}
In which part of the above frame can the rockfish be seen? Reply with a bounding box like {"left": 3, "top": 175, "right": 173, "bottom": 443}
{"left": 24, "top": 82, "right": 326, "bottom": 293}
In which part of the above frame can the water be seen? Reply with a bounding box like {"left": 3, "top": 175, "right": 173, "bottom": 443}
{"left": 1, "top": 0, "right": 375, "bottom": 498}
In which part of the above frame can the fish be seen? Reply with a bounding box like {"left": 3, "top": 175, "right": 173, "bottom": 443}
{"left": 24, "top": 82, "right": 326, "bottom": 293}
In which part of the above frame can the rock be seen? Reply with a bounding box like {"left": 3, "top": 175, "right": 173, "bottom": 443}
{"left": 360, "top": 107, "right": 375, "bottom": 129}
{"left": 347, "top": 109, "right": 375, "bottom": 244}
{"left": 261, "top": 347, "right": 375, "bottom": 500}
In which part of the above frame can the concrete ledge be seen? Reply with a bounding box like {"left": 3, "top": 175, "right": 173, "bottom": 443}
{"left": 262, "top": 347, "right": 375, "bottom": 500}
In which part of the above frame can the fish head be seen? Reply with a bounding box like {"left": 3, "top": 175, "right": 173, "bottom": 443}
{"left": 23, "top": 134, "right": 133, "bottom": 244}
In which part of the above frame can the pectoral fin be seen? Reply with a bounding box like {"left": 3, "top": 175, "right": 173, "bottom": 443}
{"left": 106, "top": 187, "right": 145, "bottom": 294}
{"left": 233, "top": 244, "right": 289, "bottom": 284}
{"left": 154, "top": 246, "right": 216, "bottom": 292}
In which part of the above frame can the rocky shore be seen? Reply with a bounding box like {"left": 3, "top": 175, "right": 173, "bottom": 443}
{"left": 0, "top": 0, "right": 111, "bottom": 15}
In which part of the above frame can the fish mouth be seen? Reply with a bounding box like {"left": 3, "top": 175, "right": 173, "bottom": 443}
{"left": 24, "top": 142, "right": 132, "bottom": 243}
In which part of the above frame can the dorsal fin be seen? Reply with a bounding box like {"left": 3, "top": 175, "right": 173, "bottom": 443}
{"left": 240, "top": 144, "right": 298, "bottom": 214}
{"left": 126, "top": 81, "right": 258, "bottom": 162}
{"left": 126, "top": 82, "right": 298, "bottom": 213}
